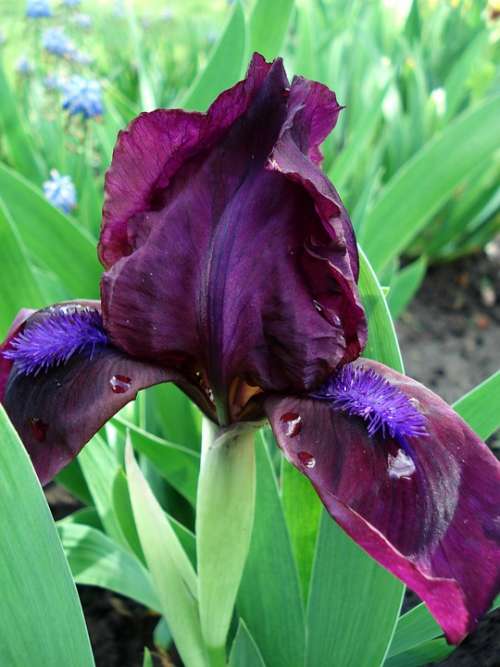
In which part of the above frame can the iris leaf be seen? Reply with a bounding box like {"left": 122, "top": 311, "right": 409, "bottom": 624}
{"left": 112, "top": 415, "right": 200, "bottom": 505}
{"left": 123, "top": 0, "right": 156, "bottom": 111}
{"left": 57, "top": 522, "right": 160, "bottom": 612}
{"left": 306, "top": 512, "right": 404, "bottom": 667}
{"left": 282, "top": 459, "right": 322, "bottom": 601}
{"left": 0, "top": 198, "right": 45, "bottom": 336}
{"left": 359, "top": 246, "right": 404, "bottom": 372}
{"left": 78, "top": 434, "right": 125, "bottom": 546}
{"left": 112, "top": 468, "right": 146, "bottom": 563}
{"left": 56, "top": 459, "right": 93, "bottom": 506}
{"left": 146, "top": 383, "right": 202, "bottom": 451}
{"left": 0, "top": 59, "right": 44, "bottom": 181}
{"left": 360, "top": 94, "right": 500, "bottom": 274}
{"left": 328, "top": 83, "right": 389, "bottom": 195}
{"left": 0, "top": 407, "right": 94, "bottom": 667}
{"left": 387, "top": 257, "right": 427, "bottom": 320}
{"left": 384, "top": 638, "right": 452, "bottom": 667}
{"left": 444, "top": 31, "right": 488, "bottom": 121}
{"left": 249, "top": 0, "right": 294, "bottom": 61}
{"left": 182, "top": 1, "right": 246, "bottom": 112}
{"left": 125, "top": 439, "right": 208, "bottom": 667}
{"left": 453, "top": 370, "right": 500, "bottom": 440}
{"left": 238, "top": 433, "right": 306, "bottom": 667}
{"left": 113, "top": 466, "right": 197, "bottom": 567}
{"left": 142, "top": 648, "right": 153, "bottom": 667}
{"left": 229, "top": 621, "right": 266, "bottom": 667}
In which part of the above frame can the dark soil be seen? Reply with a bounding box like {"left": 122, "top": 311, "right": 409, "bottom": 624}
{"left": 398, "top": 251, "right": 500, "bottom": 407}
{"left": 47, "top": 251, "right": 500, "bottom": 666}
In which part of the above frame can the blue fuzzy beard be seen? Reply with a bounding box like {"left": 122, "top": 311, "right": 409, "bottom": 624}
{"left": 312, "top": 363, "right": 427, "bottom": 441}
{"left": 3, "top": 306, "right": 109, "bottom": 376}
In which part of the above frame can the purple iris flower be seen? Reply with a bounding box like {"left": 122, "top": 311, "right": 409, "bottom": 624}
{"left": 1, "top": 54, "right": 499, "bottom": 645}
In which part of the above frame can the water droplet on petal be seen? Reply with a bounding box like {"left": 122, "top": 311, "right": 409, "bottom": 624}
{"left": 298, "top": 451, "right": 316, "bottom": 469}
{"left": 110, "top": 374, "right": 132, "bottom": 394}
{"left": 29, "top": 417, "right": 48, "bottom": 442}
{"left": 388, "top": 449, "right": 416, "bottom": 480}
{"left": 331, "top": 314, "right": 342, "bottom": 327}
{"left": 313, "top": 300, "right": 324, "bottom": 314}
{"left": 280, "top": 412, "right": 302, "bottom": 437}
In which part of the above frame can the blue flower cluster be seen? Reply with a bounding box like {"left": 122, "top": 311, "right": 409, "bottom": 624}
{"left": 42, "top": 27, "right": 74, "bottom": 57}
{"left": 26, "top": 0, "right": 52, "bottom": 18}
{"left": 43, "top": 170, "right": 77, "bottom": 213}
{"left": 61, "top": 76, "right": 103, "bottom": 118}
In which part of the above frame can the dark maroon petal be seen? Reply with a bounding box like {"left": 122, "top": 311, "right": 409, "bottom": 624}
{"left": 0, "top": 303, "right": 199, "bottom": 486}
{"left": 0, "top": 308, "right": 35, "bottom": 402}
{"left": 100, "top": 54, "right": 366, "bottom": 422}
{"left": 99, "top": 53, "right": 272, "bottom": 269}
{"left": 265, "top": 359, "right": 500, "bottom": 644}
{"left": 268, "top": 76, "right": 364, "bottom": 358}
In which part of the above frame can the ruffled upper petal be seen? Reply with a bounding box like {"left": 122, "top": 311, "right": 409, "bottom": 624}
{"left": 0, "top": 303, "right": 208, "bottom": 485}
{"left": 99, "top": 54, "right": 366, "bottom": 422}
{"left": 265, "top": 359, "right": 500, "bottom": 644}
{"left": 99, "top": 53, "right": 272, "bottom": 269}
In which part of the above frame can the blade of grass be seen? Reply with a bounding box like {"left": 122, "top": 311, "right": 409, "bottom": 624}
{"left": 0, "top": 407, "right": 94, "bottom": 667}
{"left": 360, "top": 95, "right": 500, "bottom": 274}
{"left": 182, "top": 1, "right": 246, "bottom": 112}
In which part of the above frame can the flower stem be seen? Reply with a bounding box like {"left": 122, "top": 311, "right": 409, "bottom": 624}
{"left": 196, "top": 417, "right": 256, "bottom": 662}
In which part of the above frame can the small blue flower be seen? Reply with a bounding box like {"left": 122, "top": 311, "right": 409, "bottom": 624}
{"left": 62, "top": 76, "right": 103, "bottom": 118}
{"left": 43, "top": 73, "right": 64, "bottom": 90}
{"left": 72, "top": 13, "right": 92, "bottom": 29}
{"left": 69, "top": 50, "right": 93, "bottom": 65}
{"left": 26, "top": 0, "right": 52, "bottom": 18}
{"left": 42, "top": 27, "right": 74, "bottom": 57}
{"left": 16, "top": 56, "right": 33, "bottom": 76}
{"left": 43, "top": 170, "right": 77, "bottom": 213}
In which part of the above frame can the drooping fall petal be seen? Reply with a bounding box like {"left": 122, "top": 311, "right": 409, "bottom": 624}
{"left": 0, "top": 303, "right": 209, "bottom": 485}
{"left": 0, "top": 308, "right": 35, "bottom": 402}
{"left": 99, "top": 54, "right": 366, "bottom": 422}
{"left": 266, "top": 358, "right": 500, "bottom": 644}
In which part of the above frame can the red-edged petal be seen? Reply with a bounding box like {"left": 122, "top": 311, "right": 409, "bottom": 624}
{"left": 0, "top": 308, "right": 35, "bottom": 402}
{"left": 99, "top": 55, "right": 366, "bottom": 422}
{"left": 265, "top": 359, "right": 500, "bottom": 644}
{"left": 0, "top": 303, "right": 202, "bottom": 485}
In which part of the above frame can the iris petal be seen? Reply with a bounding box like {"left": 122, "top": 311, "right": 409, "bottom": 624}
{"left": 0, "top": 303, "right": 208, "bottom": 485}
{"left": 265, "top": 358, "right": 500, "bottom": 644}
{"left": 100, "top": 54, "right": 366, "bottom": 421}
